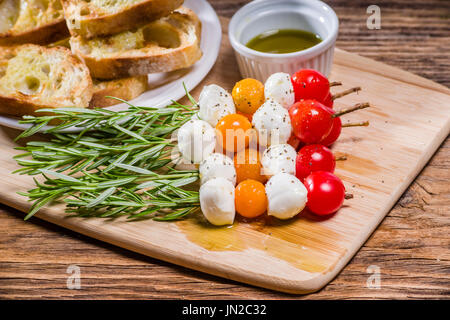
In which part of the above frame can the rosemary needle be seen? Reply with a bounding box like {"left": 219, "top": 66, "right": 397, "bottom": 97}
{"left": 14, "top": 95, "right": 201, "bottom": 221}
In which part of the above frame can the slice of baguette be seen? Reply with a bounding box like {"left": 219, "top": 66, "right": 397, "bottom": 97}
{"left": 46, "top": 38, "right": 149, "bottom": 108}
{"left": 62, "top": 0, "right": 184, "bottom": 39}
{"left": 0, "top": 0, "right": 69, "bottom": 45}
{"left": 90, "top": 76, "right": 148, "bottom": 108}
{"left": 70, "top": 7, "right": 202, "bottom": 80}
{"left": 0, "top": 44, "right": 93, "bottom": 116}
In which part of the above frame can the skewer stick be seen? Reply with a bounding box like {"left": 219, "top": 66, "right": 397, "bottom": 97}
{"left": 329, "top": 81, "right": 342, "bottom": 87}
{"left": 341, "top": 121, "right": 370, "bottom": 128}
{"left": 332, "top": 86, "right": 361, "bottom": 100}
{"left": 332, "top": 103, "right": 371, "bottom": 118}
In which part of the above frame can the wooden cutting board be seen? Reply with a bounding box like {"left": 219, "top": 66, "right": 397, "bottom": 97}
{"left": 0, "top": 43, "right": 449, "bottom": 293}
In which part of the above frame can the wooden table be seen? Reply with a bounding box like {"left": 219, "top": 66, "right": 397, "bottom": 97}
{"left": 0, "top": 0, "right": 448, "bottom": 299}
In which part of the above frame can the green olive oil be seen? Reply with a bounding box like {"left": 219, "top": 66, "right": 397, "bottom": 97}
{"left": 246, "top": 29, "right": 322, "bottom": 54}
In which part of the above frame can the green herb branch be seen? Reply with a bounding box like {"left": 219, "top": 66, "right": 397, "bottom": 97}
{"left": 14, "top": 94, "right": 201, "bottom": 221}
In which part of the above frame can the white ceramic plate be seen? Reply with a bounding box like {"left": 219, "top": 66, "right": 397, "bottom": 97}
{"left": 0, "top": 0, "right": 222, "bottom": 131}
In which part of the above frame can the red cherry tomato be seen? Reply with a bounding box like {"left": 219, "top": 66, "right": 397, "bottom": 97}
{"left": 320, "top": 117, "right": 341, "bottom": 146}
{"left": 304, "top": 171, "right": 346, "bottom": 215}
{"left": 295, "top": 144, "right": 336, "bottom": 181}
{"left": 291, "top": 69, "right": 330, "bottom": 102}
{"left": 319, "top": 107, "right": 341, "bottom": 146}
{"left": 322, "top": 92, "right": 333, "bottom": 109}
{"left": 288, "top": 100, "right": 334, "bottom": 144}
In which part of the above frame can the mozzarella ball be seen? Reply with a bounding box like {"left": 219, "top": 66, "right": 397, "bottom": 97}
{"left": 264, "top": 72, "right": 295, "bottom": 109}
{"left": 265, "top": 173, "right": 308, "bottom": 219}
{"left": 261, "top": 143, "right": 297, "bottom": 176}
{"left": 251, "top": 100, "right": 292, "bottom": 147}
{"left": 198, "top": 84, "right": 236, "bottom": 126}
{"left": 177, "top": 119, "right": 216, "bottom": 164}
{"left": 199, "top": 153, "right": 236, "bottom": 186}
{"left": 200, "top": 177, "right": 236, "bottom": 226}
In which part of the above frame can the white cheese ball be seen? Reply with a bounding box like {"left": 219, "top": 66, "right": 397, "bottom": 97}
{"left": 264, "top": 72, "right": 295, "bottom": 109}
{"left": 252, "top": 100, "right": 292, "bottom": 147}
{"left": 200, "top": 177, "right": 236, "bottom": 226}
{"left": 198, "top": 84, "right": 236, "bottom": 126}
{"left": 265, "top": 173, "right": 308, "bottom": 220}
{"left": 199, "top": 153, "right": 236, "bottom": 186}
{"left": 177, "top": 119, "right": 216, "bottom": 164}
{"left": 261, "top": 143, "right": 297, "bottom": 176}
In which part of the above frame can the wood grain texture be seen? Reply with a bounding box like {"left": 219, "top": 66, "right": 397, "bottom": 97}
{"left": 0, "top": 0, "right": 449, "bottom": 299}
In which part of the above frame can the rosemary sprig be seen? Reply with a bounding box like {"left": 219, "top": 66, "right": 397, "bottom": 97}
{"left": 14, "top": 96, "right": 200, "bottom": 221}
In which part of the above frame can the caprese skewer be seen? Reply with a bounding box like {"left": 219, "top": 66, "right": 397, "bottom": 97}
{"left": 177, "top": 69, "right": 370, "bottom": 226}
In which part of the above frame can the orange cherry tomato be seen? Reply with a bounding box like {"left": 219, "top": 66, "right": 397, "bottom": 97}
{"left": 234, "top": 148, "right": 267, "bottom": 184}
{"left": 215, "top": 114, "right": 252, "bottom": 153}
{"left": 232, "top": 78, "right": 265, "bottom": 114}
{"left": 235, "top": 179, "right": 267, "bottom": 218}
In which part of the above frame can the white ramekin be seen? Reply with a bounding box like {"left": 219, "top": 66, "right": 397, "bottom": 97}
{"left": 228, "top": 0, "right": 339, "bottom": 82}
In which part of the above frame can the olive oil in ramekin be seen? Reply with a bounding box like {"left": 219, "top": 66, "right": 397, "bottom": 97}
{"left": 246, "top": 29, "right": 322, "bottom": 54}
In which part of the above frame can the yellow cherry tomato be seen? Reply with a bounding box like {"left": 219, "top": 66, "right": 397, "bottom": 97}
{"left": 215, "top": 114, "right": 252, "bottom": 153}
{"left": 232, "top": 78, "right": 265, "bottom": 114}
{"left": 235, "top": 179, "right": 267, "bottom": 218}
{"left": 234, "top": 148, "right": 267, "bottom": 184}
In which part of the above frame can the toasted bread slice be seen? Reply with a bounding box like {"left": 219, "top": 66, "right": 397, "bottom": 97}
{"left": 0, "top": 0, "right": 69, "bottom": 45}
{"left": 0, "top": 44, "right": 93, "bottom": 116}
{"left": 90, "top": 75, "right": 148, "bottom": 108}
{"left": 46, "top": 38, "right": 149, "bottom": 108}
{"left": 70, "top": 7, "right": 202, "bottom": 80}
{"left": 62, "top": 0, "right": 184, "bottom": 39}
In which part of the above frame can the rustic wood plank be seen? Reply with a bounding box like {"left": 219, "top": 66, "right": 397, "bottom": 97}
{"left": 0, "top": 0, "right": 449, "bottom": 299}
